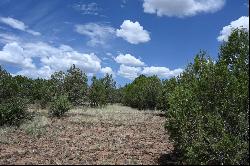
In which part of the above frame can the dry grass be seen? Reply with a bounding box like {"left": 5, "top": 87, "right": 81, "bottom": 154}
{"left": 0, "top": 104, "right": 173, "bottom": 165}
{"left": 20, "top": 116, "right": 50, "bottom": 137}
{"left": 69, "top": 105, "right": 163, "bottom": 125}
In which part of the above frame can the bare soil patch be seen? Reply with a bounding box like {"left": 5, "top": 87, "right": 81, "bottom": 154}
{"left": 0, "top": 105, "right": 173, "bottom": 165}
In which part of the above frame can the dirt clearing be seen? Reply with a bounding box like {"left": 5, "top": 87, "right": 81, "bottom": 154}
{"left": 0, "top": 105, "right": 173, "bottom": 165}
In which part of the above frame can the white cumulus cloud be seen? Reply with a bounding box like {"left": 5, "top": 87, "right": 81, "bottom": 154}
{"left": 0, "top": 41, "right": 102, "bottom": 79}
{"left": 118, "top": 64, "right": 142, "bottom": 80}
{"left": 116, "top": 20, "right": 150, "bottom": 44}
{"left": 0, "top": 17, "right": 41, "bottom": 36}
{"left": 142, "top": 66, "right": 183, "bottom": 78}
{"left": 114, "top": 53, "right": 145, "bottom": 66}
{"left": 75, "top": 23, "right": 115, "bottom": 46}
{"left": 143, "top": 0, "right": 225, "bottom": 17}
{"left": 118, "top": 64, "right": 183, "bottom": 80}
{"left": 16, "top": 65, "right": 54, "bottom": 79}
{"left": 101, "top": 67, "right": 115, "bottom": 76}
{"left": 217, "top": 16, "right": 249, "bottom": 42}
{"left": 23, "top": 42, "right": 102, "bottom": 74}
{"left": 0, "top": 42, "right": 35, "bottom": 69}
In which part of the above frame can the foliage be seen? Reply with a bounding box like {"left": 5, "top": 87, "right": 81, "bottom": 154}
{"left": 156, "top": 78, "right": 177, "bottom": 111}
{"left": 0, "top": 97, "right": 28, "bottom": 126}
{"left": 89, "top": 76, "right": 107, "bottom": 107}
{"left": 13, "top": 75, "right": 33, "bottom": 102}
{"left": 31, "top": 78, "right": 53, "bottom": 109}
{"left": 49, "top": 95, "right": 71, "bottom": 117}
{"left": 122, "top": 75, "right": 162, "bottom": 110}
{"left": 0, "top": 66, "right": 19, "bottom": 102}
{"left": 165, "top": 29, "right": 249, "bottom": 165}
{"left": 0, "top": 67, "right": 28, "bottom": 125}
{"left": 113, "top": 86, "right": 124, "bottom": 104}
{"left": 101, "top": 74, "right": 117, "bottom": 104}
{"left": 50, "top": 65, "right": 88, "bottom": 106}
{"left": 64, "top": 64, "right": 88, "bottom": 106}
{"left": 51, "top": 70, "right": 66, "bottom": 96}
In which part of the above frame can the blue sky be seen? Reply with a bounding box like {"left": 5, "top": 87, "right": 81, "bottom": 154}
{"left": 0, "top": 0, "right": 249, "bottom": 86}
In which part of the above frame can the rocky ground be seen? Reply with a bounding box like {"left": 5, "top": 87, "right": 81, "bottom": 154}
{"left": 0, "top": 105, "right": 174, "bottom": 165}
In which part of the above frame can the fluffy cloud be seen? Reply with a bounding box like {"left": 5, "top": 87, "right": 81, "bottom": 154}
{"left": 100, "top": 67, "right": 115, "bottom": 76}
{"left": 143, "top": 0, "right": 225, "bottom": 17}
{"left": 0, "top": 42, "right": 102, "bottom": 78}
{"left": 116, "top": 20, "right": 150, "bottom": 44}
{"left": 114, "top": 53, "right": 145, "bottom": 66}
{"left": 142, "top": 66, "right": 183, "bottom": 78}
{"left": 118, "top": 64, "right": 142, "bottom": 80}
{"left": 23, "top": 42, "right": 101, "bottom": 73}
{"left": 76, "top": 20, "right": 150, "bottom": 46}
{"left": 0, "top": 42, "right": 35, "bottom": 68}
{"left": 0, "top": 17, "right": 41, "bottom": 36}
{"left": 118, "top": 64, "right": 183, "bottom": 80}
{"left": 16, "top": 66, "right": 53, "bottom": 79}
{"left": 75, "top": 23, "right": 115, "bottom": 46}
{"left": 217, "top": 16, "right": 249, "bottom": 42}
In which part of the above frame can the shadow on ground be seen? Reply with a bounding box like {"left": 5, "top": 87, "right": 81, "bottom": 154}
{"left": 157, "top": 150, "right": 183, "bottom": 165}
{"left": 154, "top": 113, "right": 166, "bottom": 117}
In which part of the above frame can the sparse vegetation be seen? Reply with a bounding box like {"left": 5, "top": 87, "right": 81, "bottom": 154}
{"left": 0, "top": 105, "right": 171, "bottom": 165}
{"left": 20, "top": 116, "right": 50, "bottom": 137}
{"left": 0, "top": 29, "right": 248, "bottom": 165}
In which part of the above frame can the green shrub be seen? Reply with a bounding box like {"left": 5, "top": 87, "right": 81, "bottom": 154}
{"left": 31, "top": 78, "right": 53, "bottom": 109}
{"left": 89, "top": 76, "right": 107, "bottom": 107}
{"left": 0, "top": 97, "right": 28, "bottom": 126}
{"left": 165, "top": 29, "right": 249, "bottom": 165}
{"left": 157, "top": 78, "right": 177, "bottom": 111}
{"left": 122, "top": 75, "right": 162, "bottom": 110}
{"left": 64, "top": 64, "right": 88, "bottom": 106}
{"left": 101, "top": 74, "right": 117, "bottom": 104}
{"left": 0, "top": 66, "right": 19, "bottom": 102}
{"left": 49, "top": 95, "right": 71, "bottom": 117}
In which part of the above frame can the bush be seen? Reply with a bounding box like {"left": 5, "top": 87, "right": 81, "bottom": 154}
{"left": 0, "top": 66, "right": 19, "bottom": 102}
{"left": 0, "top": 97, "right": 28, "bottom": 126}
{"left": 101, "top": 74, "right": 117, "bottom": 104}
{"left": 89, "top": 76, "right": 107, "bottom": 107}
{"left": 157, "top": 78, "right": 177, "bottom": 111}
{"left": 30, "top": 78, "right": 53, "bottom": 109}
{"left": 64, "top": 64, "right": 88, "bottom": 106}
{"left": 122, "top": 75, "right": 162, "bottom": 110}
{"left": 165, "top": 29, "right": 249, "bottom": 165}
{"left": 49, "top": 95, "right": 71, "bottom": 117}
